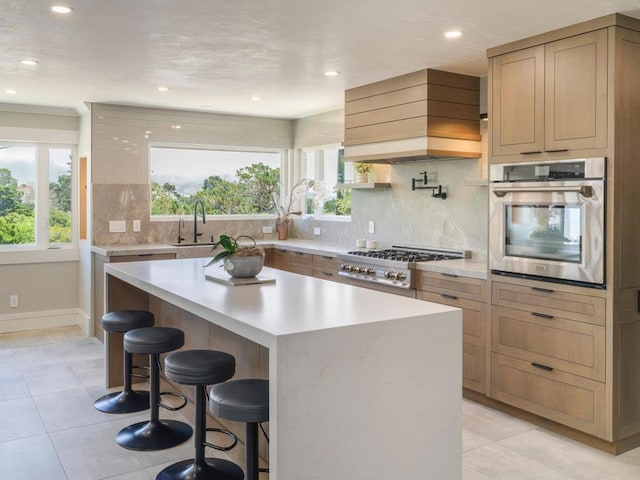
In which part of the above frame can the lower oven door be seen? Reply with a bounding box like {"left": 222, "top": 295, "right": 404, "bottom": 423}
{"left": 489, "top": 179, "right": 605, "bottom": 286}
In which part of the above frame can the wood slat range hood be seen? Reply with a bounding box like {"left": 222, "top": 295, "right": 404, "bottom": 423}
{"left": 344, "top": 68, "right": 482, "bottom": 163}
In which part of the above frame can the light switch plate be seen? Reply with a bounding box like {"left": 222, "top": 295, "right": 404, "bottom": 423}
{"left": 368, "top": 221, "right": 375, "bottom": 234}
{"left": 109, "top": 220, "right": 126, "bottom": 233}
{"left": 262, "top": 226, "right": 273, "bottom": 234}
{"left": 314, "top": 227, "right": 321, "bottom": 235}
{"left": 132, "top": 220, "right": 141, "bottom": 232}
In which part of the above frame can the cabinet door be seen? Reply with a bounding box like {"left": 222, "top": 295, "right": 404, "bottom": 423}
{"left": 491, "top": 45, "right": 545, "bottom": 156}
{"left": 544, "top": 29, "right": 608, "bottom": 151}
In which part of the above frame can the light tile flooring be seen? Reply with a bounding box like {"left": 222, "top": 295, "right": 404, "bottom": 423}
{"left": 2, "top": 326, "right": 640, "bottom": 479}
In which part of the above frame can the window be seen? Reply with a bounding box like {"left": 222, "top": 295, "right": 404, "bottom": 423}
{"left": 303, "top": 146, "right": 351, "bottom": 217}
{"left": 0, "top": 144, "right": 74, "bottom": 248}
{"left": 150, "top": 146, "right": 283, "bottom": 216}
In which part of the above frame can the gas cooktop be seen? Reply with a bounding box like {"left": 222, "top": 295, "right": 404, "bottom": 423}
{"left": 344, "top": 248, "right": 461, "bottom": 263}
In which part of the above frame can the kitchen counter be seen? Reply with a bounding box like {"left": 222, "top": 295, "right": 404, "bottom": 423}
{"left": 104, "top": 258, "right": 462, "bottom": 479}
{"left": 93, "top": 239, "right": 487, "bottom": 279}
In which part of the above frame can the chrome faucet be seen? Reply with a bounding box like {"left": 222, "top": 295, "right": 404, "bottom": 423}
{"left": 193, "top": 199, "right": 206, "bottom": 243}
{"left": 177, "top": 218, "right": 186, "bottom": 244}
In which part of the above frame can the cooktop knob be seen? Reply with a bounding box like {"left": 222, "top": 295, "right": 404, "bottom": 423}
{"left": 367, "top": 267, "right": 376, "bottom": 275}
{"left": 396, "top": 272, "right": 407, "bottom": 281}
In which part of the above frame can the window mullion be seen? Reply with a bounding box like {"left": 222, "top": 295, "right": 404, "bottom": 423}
{"left": 37, "top": 145, "right": 49, "bottom": 247}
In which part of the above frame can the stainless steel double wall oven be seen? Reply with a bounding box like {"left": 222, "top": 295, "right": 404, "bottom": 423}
{"left": 489, "top": 157, "right": 606, "bottom": 288}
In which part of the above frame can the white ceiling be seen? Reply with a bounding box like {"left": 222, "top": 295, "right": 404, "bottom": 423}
{"left": 1, "top": 0, "right": 639, "bottom": 119}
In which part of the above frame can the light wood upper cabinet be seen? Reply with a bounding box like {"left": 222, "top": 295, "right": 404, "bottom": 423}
{"left": 491, "top": 45, "right": 545, "bottom": 156}
{"left": 490, "top": 29, "right": 608, "bottom": 159}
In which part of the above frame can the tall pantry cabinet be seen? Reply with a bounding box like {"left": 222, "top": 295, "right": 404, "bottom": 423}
{"left": 486, "top": 14, "right": 640, "bottom": 452}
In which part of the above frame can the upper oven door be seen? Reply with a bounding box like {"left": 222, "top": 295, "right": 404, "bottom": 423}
{"left": 489, "top": 179, "right": 605, "bottom": 285}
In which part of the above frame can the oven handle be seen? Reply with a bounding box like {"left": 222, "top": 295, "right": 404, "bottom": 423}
{"left": 492, "top": 185, "right": 593, "bottom": 198}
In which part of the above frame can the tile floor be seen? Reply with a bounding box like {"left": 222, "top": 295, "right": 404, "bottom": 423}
{"left": 2, "top": 326, "right": 640, "bottom": 479}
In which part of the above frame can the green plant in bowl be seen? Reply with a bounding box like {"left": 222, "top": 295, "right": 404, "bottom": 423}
{"left": 205, "top": 235, "right": 265, "bottom": 277}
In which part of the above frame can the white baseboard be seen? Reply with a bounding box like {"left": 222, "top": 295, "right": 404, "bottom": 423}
{"left": 0, "top": 308, "right": 90, "bottom": 334}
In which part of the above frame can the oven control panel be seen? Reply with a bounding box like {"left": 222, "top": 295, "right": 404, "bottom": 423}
{"left": 338, "top": 262, "right": 412, "bottom": 288}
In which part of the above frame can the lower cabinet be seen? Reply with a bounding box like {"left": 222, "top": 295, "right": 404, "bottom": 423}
{"left": 416, "top": 272, "right": 489, "bottom": 394}
{"left": 265, "top": 249, "right": 344, "bottom": 283}
{"left": 492, "top": 352, "right": 606, "bottom": 438}
{"left": 490, "top": 279, "right": 607, "bottom": 438}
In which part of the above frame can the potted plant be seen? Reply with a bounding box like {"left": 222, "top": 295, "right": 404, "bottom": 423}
{"left": 205, "top": 234, "right": 265, "bottom": 278}
{"left": 354, "top": 163, "right": 373, "bottom": 183}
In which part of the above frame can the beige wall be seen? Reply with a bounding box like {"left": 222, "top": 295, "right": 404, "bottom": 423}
{"left": 91, "top": 103, "right": 294, "bottom": 245}
{"left": 293, "top": 109, "right": 344, "bottom": 148}
{"left": 0, "top": 107, "right": 82, "bottom": 332}
{"left": 78, "top": 105, "right": 93, "bottom": 326}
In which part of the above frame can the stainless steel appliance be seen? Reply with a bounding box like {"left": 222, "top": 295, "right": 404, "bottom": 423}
{"left": 489, "top": 157, "right": 606, "bottom": 287}
{"left": 337, "top": 246, "right": 470, "bottom": 295}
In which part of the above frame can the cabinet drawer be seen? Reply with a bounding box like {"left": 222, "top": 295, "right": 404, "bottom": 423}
{"left": 492, "top": 282, "right": 605, "bottom": 326}
{"left": 492, "top": 353, "right": 606, "bottom": 438}
{"left": 463, "top": 343, "right": 487, "bottom": 394}
{"left": 417, "top": 291, "right": 487, "bottom": 347}
{"left": 312, "top": 255, "right": 339, "bottom": 272}
{"left": 111, "top": 253, "right": 176, "bottom": 262}
{"left": 416, "top": 271, "right": 487, "bottom": 302}
{"left": 492, "top": 305, "right": 605, "bottom": 381}
{"left": 312, "top": 270, "right": 344, "bottom": 283}
{"left": 272, "top": 249, "right": 312, "bottom": 274}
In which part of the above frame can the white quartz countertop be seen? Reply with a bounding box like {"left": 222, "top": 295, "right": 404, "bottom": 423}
{"left": 94, "top": 239, "right": 488, "bottom": 279}
{"left": 104, "top": 257, "right": 458, "bottom": 347}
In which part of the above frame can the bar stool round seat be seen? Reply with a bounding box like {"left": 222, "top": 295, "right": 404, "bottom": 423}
{"left": 157, "top": 350, "right": 242, "bottom": 480}
{"left": 116, "top": 327, "right": 193, "bottom": 451}
{"left": 94, "top": 310, "right": 154, "bottom": 414}
{"left": 210, "top": 379, "right": 269, "bottom": 480}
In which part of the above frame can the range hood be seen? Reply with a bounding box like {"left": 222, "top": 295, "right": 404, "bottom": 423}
{"left": 344, "top": 69, "right": 482, "bottom": 163}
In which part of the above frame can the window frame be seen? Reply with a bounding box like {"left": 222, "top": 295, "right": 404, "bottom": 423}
{"left": 0, "top": 141, "right": 78, "bottom": 258}
{"left": 300, "top": 143, "right": 351, "bottom": 222}
{"left": 148, "top": 142, "right": 287, "bottom": 221}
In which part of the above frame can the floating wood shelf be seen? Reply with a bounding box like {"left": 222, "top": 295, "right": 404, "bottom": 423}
{"left": 335, "top": 182, "right": 391, "bottom": 190}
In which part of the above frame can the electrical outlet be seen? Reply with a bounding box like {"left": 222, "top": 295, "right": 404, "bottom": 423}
{"left": 314, "top": 227, "right": 321, "bottom": 235}
{"left": 368, "top": 221, "right": 375, "bottom": 234}
{"left": 109, "top": 220, "right": 126, "bottom": 233}
{"left": 132, "top": 220, "right": 141, "bottom": 232}
{"left": 262, "top": 226, "right": 273, "bottom": 234}
{"left": 9, "top": 294, "right": 18, "bottom": 308}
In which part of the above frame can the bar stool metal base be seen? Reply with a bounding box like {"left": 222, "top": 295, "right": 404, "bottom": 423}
{"left": 116, "top": 419, "right": 192, "bottom": 451}
{"left": 156, "top": 458, "right": 244, "bottom": 480}
{"left": 94, "top": 390, "right": 150, "bottom": 414}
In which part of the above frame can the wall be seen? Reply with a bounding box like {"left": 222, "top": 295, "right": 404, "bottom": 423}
{"left": 77, "top": 105, "right": 92, "bottom": 332}
{"left": 291, "top": 109, "right": 489, "bottom": 259}
{"left": 91, "top": 104, "right": 294, "bottom": 245}
{"left": 0, "top": 106, "right": 82, "bottom": 332}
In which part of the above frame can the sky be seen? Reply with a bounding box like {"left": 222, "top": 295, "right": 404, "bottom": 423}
{"left": 0, "top": 146, "right": 72, "bottom": 185}
{"left": 151, "top": 147, "right": 282, "bottom": 195}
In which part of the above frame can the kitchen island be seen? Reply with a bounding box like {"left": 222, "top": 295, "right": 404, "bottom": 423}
{"left": 104, "top": 258, "right": 462, "bottom": 479}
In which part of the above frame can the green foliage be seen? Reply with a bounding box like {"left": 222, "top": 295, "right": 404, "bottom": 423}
{"left": 0, "top": 212, "right": 35, "bottom": 244}
{"left": 50, "top": 174, "right": 71, "bottom": 212}
{"left": 151, "top": 163, "right": 281, "bottom": 216}
{"left": 204, "top": 234, "right": 258, "bottom": 267}
{"left": 49, "top": 209, "right": 72, "bottom": 243}
{"left": 0, "top": 168, "right": 31, "bottom": 216}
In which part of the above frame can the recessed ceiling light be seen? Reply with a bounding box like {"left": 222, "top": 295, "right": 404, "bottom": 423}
{"left": 171, "top": 124, "right": 181, "bottom": 129}
{"left": 5, "top": 89, "right": 17, "bottom": 95}
{"left": 324, "top": 71, "right": 339, "bottom": 77}
{"left": 157, "top": 86, "right": 169, "bottom": 92}
{"left": 51, "top": 5, "right": 73, "bottom": 14}
{"left": 250, "top": 96, "right": 261, "bottom": 101}
{"left": 444, "top": 30, "right": 463, "bottom": 39}
{"left": 21, "top": 59, "right": 39, "bottom": 66}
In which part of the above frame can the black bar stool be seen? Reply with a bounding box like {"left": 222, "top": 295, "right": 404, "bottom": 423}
{"left": 210, "top": 379, "right": 269, "bottom": 480}
{"left": 157, "top": 349, "right": 244, "bottom": 480}
{"left": 116, "top": 327, "right": 192, "bottom": 451}
{"left": 94, "top": 310, "right": 154, "bottom": 414}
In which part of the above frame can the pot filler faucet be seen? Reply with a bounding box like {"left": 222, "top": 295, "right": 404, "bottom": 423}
{"left": 193, "top": 199, "right": 206, "bottom": 243}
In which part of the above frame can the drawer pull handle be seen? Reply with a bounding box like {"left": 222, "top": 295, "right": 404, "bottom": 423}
{"left": 322, "top": 272, "right": 333, "bottom": 276}
{"left": 545, "top": 149, "right": 569, "bottom": 153}
{"left": 295, "top": 252, "right": 304, "bottom": 255}
{"left": 277, "top": 249, "right": 287, "bottom": 252}
{"left": 531, "top": 312, "right": 554, "bottom": 320}
{"left": 520, "top": 150, "right": 542, "bottom": 155}
{"left": 531, "top": 362, "right": 553, "bottom": 372}
{"left": 321, "top": 256, "right": 332, "bottom": 260}
{"left": 138, "top": 253, "right": 154, "bottom": 257}
{"left": 531, "top": 286, "right": 555, "bottom": 293}
{"left": 441, "top": 294, "right": 458, "bottom": 300}
{"left": 441, "top": 272, "right": 459, "bottom": 278}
